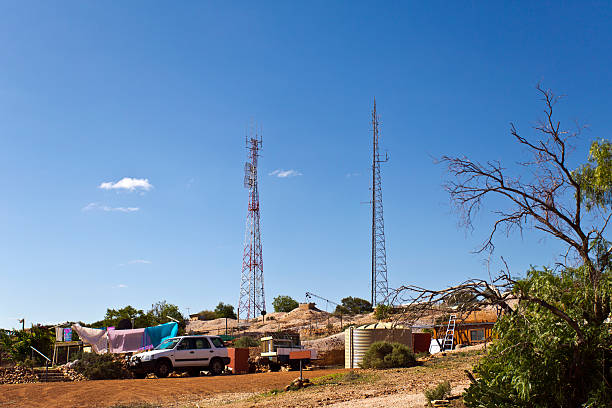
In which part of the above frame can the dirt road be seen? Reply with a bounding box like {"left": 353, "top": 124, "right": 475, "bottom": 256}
{"left": 0, "top": 369, "right": 346, "bottom": 408}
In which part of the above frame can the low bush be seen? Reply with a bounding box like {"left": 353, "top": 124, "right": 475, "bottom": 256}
{"left": 234, "top": 336, "right": 259, "bottom": 348}
{"left": 424, "top": 381, "right": 451, "bottom": 404}
{"left": 374, "top": 304, "right": 391, "bottom": 321}
{"left": 360, "top": 341, "right": 416, "bottom": 369}
{"left": 72, "top": 353, "right": 130, "bottom": 380}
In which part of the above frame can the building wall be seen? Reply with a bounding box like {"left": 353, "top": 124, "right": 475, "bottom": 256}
{"left": 433, "top": 323, "right": 495, "bottom": 346}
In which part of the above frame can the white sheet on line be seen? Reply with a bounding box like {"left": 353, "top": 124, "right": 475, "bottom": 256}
{"left": 71, "top": 324, "right": 108, "bottom": 354}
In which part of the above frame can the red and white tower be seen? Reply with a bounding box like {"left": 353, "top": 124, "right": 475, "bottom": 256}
{"left": 238, "top": 133, "right": 266, "bottom": 321}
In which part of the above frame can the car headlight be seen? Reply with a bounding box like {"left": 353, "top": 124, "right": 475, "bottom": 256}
{"left": 141, "top": 354, "right": 152, "bottom": 361}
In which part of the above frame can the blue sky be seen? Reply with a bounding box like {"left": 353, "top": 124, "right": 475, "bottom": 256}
{"left": 1, "top": 1, "right": 611, "bottom": 329}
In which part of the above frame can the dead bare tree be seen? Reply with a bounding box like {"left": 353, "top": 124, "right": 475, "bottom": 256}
{"left": 392, "top": 85, "right": 610, "bottom": 342}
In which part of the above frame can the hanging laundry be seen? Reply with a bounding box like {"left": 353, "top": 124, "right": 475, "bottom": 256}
{"left": 108, "top": 328, "right": 147, "bottom": 353}
{"left": 71, "top": 324, "right": 108, "bottom": 354}
{"left": 144, "top": 322, "right": 178, "bottom": 347}
{"left": 55, "top": 327, "right": 63, "bottom": 342}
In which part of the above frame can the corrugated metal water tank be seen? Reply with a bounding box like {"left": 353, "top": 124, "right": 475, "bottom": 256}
{"left": 345, "top": 323, "right": 413, "bottom": 369}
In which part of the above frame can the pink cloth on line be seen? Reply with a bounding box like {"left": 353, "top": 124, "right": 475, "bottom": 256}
{"left": 108, "top": 328, "right": 147, "bottom": 353}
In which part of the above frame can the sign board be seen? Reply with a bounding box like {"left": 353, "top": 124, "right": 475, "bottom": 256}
{"left": 289, "top": 350, "right": 312, "bottom": 360}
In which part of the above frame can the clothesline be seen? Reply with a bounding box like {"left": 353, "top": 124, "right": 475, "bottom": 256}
{"left": 71, "top": 322, "right": 178, "bottom": 354}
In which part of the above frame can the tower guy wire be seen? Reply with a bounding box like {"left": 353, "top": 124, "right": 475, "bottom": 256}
{"left": 371, "top": 98, "right": 389, "bottom": 306}
{"left": 238, "top": 129, "right": 266, "bottom": 321}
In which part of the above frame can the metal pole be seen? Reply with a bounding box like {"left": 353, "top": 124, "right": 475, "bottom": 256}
{"left": 299, "top": 359, "right": 303, "bottom": 381}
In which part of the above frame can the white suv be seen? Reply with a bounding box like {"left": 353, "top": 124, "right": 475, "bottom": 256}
{"left": 129, "top": 335, "right": 230, "bottom": 378}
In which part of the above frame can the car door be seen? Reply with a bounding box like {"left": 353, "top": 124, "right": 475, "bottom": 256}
{"left": 193, "top": 337, "right": 213, "bottom": 366}
{"left": 174, "top": 338, "right": 197, "bottom": 367}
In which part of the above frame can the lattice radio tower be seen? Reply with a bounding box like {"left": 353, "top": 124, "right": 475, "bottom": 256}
{"left": 238, "top": 130, "right": 266, "bottom": 321}
{"left": 371, "top": 98, "right": 389, "bottom": 306}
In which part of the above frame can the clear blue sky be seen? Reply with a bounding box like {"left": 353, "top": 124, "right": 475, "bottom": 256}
{"left": 1, "top": 1, "right": 611, "bottom": 329}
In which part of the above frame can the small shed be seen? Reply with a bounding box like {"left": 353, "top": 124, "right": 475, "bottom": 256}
{"left": 433, "top": 309, "right": 498, "bottom": 348}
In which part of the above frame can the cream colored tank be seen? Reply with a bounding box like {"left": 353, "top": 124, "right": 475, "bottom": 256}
{"left": 345, "top": 326, "right": 373, "bottom": 369}
{"left": 345, "top": 323, "right": 413, "bottom": 369}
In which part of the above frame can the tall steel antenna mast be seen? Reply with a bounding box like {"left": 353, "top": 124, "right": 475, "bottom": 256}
{"left": 238, "top": 128, "right": 266, "bottom": 321}
{"left": 371, "top": 98, "right": 389, "bottom": 306}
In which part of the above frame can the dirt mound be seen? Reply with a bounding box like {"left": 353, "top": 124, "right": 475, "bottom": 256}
{"left": 303, "top": 332, "right": 345, "bottom": 352}
{"left": 187, "top": 309, "right": 377, "bottom": 338}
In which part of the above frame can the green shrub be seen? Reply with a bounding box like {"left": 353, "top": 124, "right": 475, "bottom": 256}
{"left": 374, "top": 304, "right": 391, "bottom": 320}
{"left": 234, "top": 336, "right": 259, "bottom": 348}
{"left": 73, "top": 353, "right": 130, "bottom": 380}
{"left": 360, "top": 341, "right": 416, "bottom": 369}
{"left": 424, "top": 381, "right": 451, "bottom": 404}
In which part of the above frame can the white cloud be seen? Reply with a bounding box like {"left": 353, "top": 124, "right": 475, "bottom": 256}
{"left": 268, "top": 169, "right": 303, "bottom": 178}
{"left": 116, "top": 284, "right": 128, "bottom": 289}
{"left": 118, "top": 259, "right": 152, "bottom": 267}
{"left": 99, "top": 177, "right": 153, "bottom": 192}
{"left": 127, "top": 259, "right": 152, "bottom": 265}
{"left": 82, "top": 203, "right": 140, "bottom": 213}
{"left": 346, "top": 172, "right": 361, "bottom": 178}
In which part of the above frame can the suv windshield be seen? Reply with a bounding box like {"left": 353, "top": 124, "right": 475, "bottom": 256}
{"left": 155, "top": 338, "right": 180, "bottom": 350}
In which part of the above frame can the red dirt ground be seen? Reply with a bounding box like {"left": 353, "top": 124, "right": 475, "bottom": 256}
{"left": 0, "top": 369, "right": 347, "bottom": 408}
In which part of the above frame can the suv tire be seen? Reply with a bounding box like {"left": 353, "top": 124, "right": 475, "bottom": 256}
{"left": 209, "top": 358, "right": 224, "bottom": 376}
{"left": 155, "top": 360, "right": 172, "bottom": 378}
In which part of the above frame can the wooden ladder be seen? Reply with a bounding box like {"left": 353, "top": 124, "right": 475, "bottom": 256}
{"left": 442, "top": 314, "right": 456, "bottom": 351}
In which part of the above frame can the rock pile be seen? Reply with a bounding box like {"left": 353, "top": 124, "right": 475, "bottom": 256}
{"left": 0, "top": 366, "right": 38, "bottom": 384}
{"left": 58, "top": 361, "right": 86, "bottom": 381}
{"left": 285, "top": 377, "right": 312, "bottom": 391}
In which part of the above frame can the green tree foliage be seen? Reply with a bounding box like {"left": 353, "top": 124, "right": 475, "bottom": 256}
{"left": 214, "top": 302, "right": 237, "bottom": 319}
{"left": 0, "top": 326, "right": 54, "bottom": 364}
{"left": 92, "top": 301, "right": 185, "bottom": 331}
{"left": 98, "top": 305, "right": 151, "bottom": 328}
{"left": 272, "top": 295, "right": 299, "bottom": 313}
{"left": 465, "top": 266, "right": 612, "bottom": 407}
{"left": 335, "top": 297, "right": 372, "bottom": 315}
{"left": 196, "top": 310, "right": 218, "bottom": 320}
{"left": 359, "top": 341, "right": 416, "bottom": 369}
{"left": 147, "top": 300, "right": 186, "bottom": 334}
{"left": 573, "top": 139, "right": 612, "bottom": 210}
{"left": 148, "top": 301, "right": 184, "bottom": 325}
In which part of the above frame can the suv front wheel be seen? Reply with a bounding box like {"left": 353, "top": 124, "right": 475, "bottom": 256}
{"left": 209, "top": 358, "right": 224, "bottom": 376}
{"left": 155, "top": 359, "right": 172, "bottom": 378}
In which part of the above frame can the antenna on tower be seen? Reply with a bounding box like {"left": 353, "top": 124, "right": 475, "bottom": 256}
{"left": 238, "top": 126, "right": 266, "bottom": 321}
{"left": 371, "top": 98, "right": 389, "bottom": 306}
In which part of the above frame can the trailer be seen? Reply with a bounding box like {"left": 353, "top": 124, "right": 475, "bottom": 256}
{"left": 260, "top": 333, "right": 317, "bottom": 371}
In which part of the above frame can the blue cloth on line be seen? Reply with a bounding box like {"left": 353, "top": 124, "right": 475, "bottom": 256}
{"left": 144, "top": 322, "right": 178, "bottom": 347}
